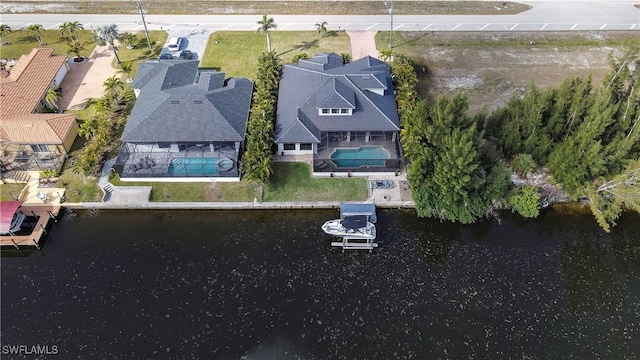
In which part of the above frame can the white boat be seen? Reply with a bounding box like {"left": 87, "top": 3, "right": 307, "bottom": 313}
{"left": 322, "top": 215, "right": 376, "bottom": 240}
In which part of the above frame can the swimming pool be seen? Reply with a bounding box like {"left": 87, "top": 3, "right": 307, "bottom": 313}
{"left": 168, "top": 157, "right": 220, "bottom": 176}
{"left": 331, "top": 147, "right": 390, "bottom": 168}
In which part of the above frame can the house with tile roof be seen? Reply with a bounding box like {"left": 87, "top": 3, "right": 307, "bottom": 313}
{"left": 275, "top": 53, "right": 402, "bottom": 174}
{"left": 113, "top": 60, "right": 253, "bottom": 181}
{"left": 0, "top": 48, "right": 77, "bottom": 179}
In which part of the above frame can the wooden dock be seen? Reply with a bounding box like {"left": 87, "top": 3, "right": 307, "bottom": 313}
{"left": 0, "top": 203, "right": 61, "bottom": 248}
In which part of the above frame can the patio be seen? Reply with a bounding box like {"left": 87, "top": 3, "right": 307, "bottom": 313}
{"left": 314, "top": 138, "right": 402, "bottom": 173}
{"left": 114, "top": 142, "right": 239, "bottom": 179}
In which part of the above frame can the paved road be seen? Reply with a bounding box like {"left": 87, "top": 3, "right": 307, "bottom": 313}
{"left": 2, "top": 1, "right": 639, "bottom": 32}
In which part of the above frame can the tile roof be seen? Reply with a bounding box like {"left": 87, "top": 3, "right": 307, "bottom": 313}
{"left": 0, "top": 48, "right": 68, "bottom": 118}
{"left": 276, "top": 53, "right": 399, "bottom": 143}
{"left": 0, "top": 114, "right": 77, "bottom": 144}
{"left": 122, "top": 61, "right": 253, "bottom": 143}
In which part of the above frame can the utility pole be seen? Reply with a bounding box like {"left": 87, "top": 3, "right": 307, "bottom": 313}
{"left": 136, "top": 0, "right": 152, "bottom": 50}
{"left": 385, "top": 0, "right": 395, "bottom": 49}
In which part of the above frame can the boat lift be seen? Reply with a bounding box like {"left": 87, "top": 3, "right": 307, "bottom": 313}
{"left": 329, "top": 202, "right": 378, "bottom": 251}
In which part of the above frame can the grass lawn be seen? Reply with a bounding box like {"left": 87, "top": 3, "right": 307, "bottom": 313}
{"left": 0, "top": 183, "right": 25, "bottom": 201}
{"left": 264, "top": 162, "right": 368, "bottom": 202}
{"left": 200, "top": 31, "right": 351, "bottom": 79}
{"left": 1, "top": 30, "right": 97, "bottom": 60}
{"left": 108, "top": 173, "right": 259, "bottom": 202}
{"left": 116, "top": 30, "right": 167, "bottom": 75}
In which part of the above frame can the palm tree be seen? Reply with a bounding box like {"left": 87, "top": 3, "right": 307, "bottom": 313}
{"left": 256, "top": 15, "right": 277, "bottom": 52}
{"left": 59, "top": 21, "right": 83, "bottom": 44}
{"left": 93, "top": 24, "right": 123, "bottom": 64}
{"left": 378, "top": 49, "right": 394, "bottom": 63}
{"left": 118, "top": 62, "right": 133, "bottom": 83}
{"left": 44, "top": 88, "right": 62, "bottom": 112}
{"left": 26, "top": 24, "right": 45, "bottom": 46}
{"left": 0, "top": 24, "right": 11, "bottom": 45}
{"left": 341, "top": 53, "right": 352, "bottom": 64}
{"left": 315, "top": 21, "right": 328, "bottom": 38}
{"left": 121, "top": 32, "right": 137, "bottom": 49}
{"left": 66, "top": 40, "right": 86, "bottom": 61}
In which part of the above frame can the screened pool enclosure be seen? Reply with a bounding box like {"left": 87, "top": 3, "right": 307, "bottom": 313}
{"left": 114, "top": 142, "right": 240, "bottom": 179}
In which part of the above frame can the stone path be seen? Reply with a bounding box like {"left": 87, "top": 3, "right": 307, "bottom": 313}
{"left": 59, "top": 45, "right": 117, "bottom": 111}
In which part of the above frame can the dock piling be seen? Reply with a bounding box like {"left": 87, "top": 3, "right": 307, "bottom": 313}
{"left": 32, "top": 239, "right": 41, "bottom": 250}
{"left": 40, "top": 224, "right": 47, "bottom": 234}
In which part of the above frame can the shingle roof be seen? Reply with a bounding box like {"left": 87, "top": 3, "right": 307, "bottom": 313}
{"left": 0, "top": 113, "right": 77, "bottom": 144}
{"left": 0, "top": 48, "right": 68, "bottom": 118}
{"left": 275, "top": 53, "right": 399, "bottom": 143}
{"left": 122, "top": 61, "right": 253, "bottom": 143}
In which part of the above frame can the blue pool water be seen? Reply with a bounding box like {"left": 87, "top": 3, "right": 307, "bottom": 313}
{"left": 331, "top": 146, "right": 390, "bottom": 168}
{"left": 168, "top": 157, "right": 220, "bottom": 176}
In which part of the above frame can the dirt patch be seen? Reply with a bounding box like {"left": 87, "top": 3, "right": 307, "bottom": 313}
{"left": 396, "top": 31, "right": 639, "bottom": 113}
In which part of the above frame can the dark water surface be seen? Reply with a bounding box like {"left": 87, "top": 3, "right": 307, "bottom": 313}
{"left": 1, "top": 209, "right": 639, "bottom": 359}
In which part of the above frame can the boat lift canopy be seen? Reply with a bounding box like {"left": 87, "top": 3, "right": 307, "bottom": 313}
{"left": 340, "top": 203, "right": 377, "bottom": 223}
{"left": 0, "top": 201, "right": 23, "bottom": 234}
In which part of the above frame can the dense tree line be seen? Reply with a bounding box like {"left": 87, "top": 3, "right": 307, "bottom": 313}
{"left": 394, "top": 45, "right": 640, "bottom": 231}
{"left": 486, "top": 47, "right": 640, "bottom": 231}
{"left": 241, "top": 51, "right": 282, "bottom": 192}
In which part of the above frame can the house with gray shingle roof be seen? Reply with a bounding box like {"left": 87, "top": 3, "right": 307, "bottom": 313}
{"left": 275, "top": 53, "right": 402, "bottom": 174}
{"left": 114, "top": 60, "right": 253, "bottom": 181}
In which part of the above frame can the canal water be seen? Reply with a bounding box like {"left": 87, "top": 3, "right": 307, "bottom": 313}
{"left": 1, "top": 209, "right": 639, "bottom": 359}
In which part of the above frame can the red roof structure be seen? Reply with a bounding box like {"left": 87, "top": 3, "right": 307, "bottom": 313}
{"left": 0, "top": 201, "right": 24, "bottom": 234}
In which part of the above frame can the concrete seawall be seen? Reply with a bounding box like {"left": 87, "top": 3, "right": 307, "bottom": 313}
{"left": 62, "top": 201, "right": 416, "bottom": 210}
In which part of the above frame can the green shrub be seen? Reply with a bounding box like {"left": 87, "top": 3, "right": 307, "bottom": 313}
{"left": 39, "top": 168, "right": 59, "bottom": 179}
{"left": 511, "top": 153, "right": 536, "bottom": 178}
{"left": 509, "top": 185, "right": 540, "bottom": 218}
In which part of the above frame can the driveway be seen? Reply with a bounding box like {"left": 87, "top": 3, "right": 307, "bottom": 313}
{"left": 159, "top": 28, "right": 213, "bottom": 60}
{"left": 58, "top": 45, "right": 117, "bottom": 111}
{"left": 347, "top": 31, "right": 379, "bottom": 60}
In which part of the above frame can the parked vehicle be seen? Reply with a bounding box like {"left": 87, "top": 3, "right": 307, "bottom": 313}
{"left": 167, "top": 37, "right": 182, "bottom": 52}
{"left": 178, "top": 50, "right": 193, "bottom": 60}
{"left": 159, "top": 53, "right": 173, "bottom": 60}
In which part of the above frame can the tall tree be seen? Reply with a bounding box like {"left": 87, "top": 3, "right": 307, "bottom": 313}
{"left": 93, "top": 24, "right": 123, "bottom": 64}
{"left": 378, "top": 49, "right": 393, "bottom": 62}
{"left": 0, "top": 24, "right": 11, "bottom": 45}
{"left": 587, "top": 160, "right": 640, "bottom": 232}
{"left": 256, "top": 15, "right": 277, "bottom": 52}
{"left": 341, "top": 53, "right": 352, "bottom": 64}
{"left": 26, "top": 24, "right": 45, "bottom": 46}
{"left": 59, "top": 21, "right": 83, "bottom": 44}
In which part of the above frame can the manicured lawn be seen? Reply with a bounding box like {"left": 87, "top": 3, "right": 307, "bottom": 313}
{"left": 108, "top": 173, "right": 259, "bottom": 202}
{"left": 116, "top": 30, "right": 167, "bottom": 75}
{"left": 200, "top": 31, "right": 352, "bottom": 79}
{"left": 0, "top": 183, "right": 25, "bottom": 201}
{"left": 106, "top": 163, "right": 367, "bottom": 202}
{"left": 0, "top": 30, "right": 97, "bottom": 60}
{"left": 263, "top": 162, "right": 368, "bottom": 202}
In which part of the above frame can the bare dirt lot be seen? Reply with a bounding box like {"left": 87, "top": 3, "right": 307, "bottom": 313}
{"left": 393, "top": 31, "right": 640, "bottom": 113}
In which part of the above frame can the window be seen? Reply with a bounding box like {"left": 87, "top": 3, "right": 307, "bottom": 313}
{"left": 340, "top": 109, "right": 349, "bottom": 114}
{"left": 283, "top": 143, "right": 296, "bottom": 150}
{"left": 300, "top": 143, "right": 312, "bottom": 151}
{"left": 31, "top": 144, "right": 48, "bottom": 152}
{"left": 331, "top": 109, "right": 339, "bottom": 114}
{"left": 321, "top": 109, "right": 330, "bottom": 114}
